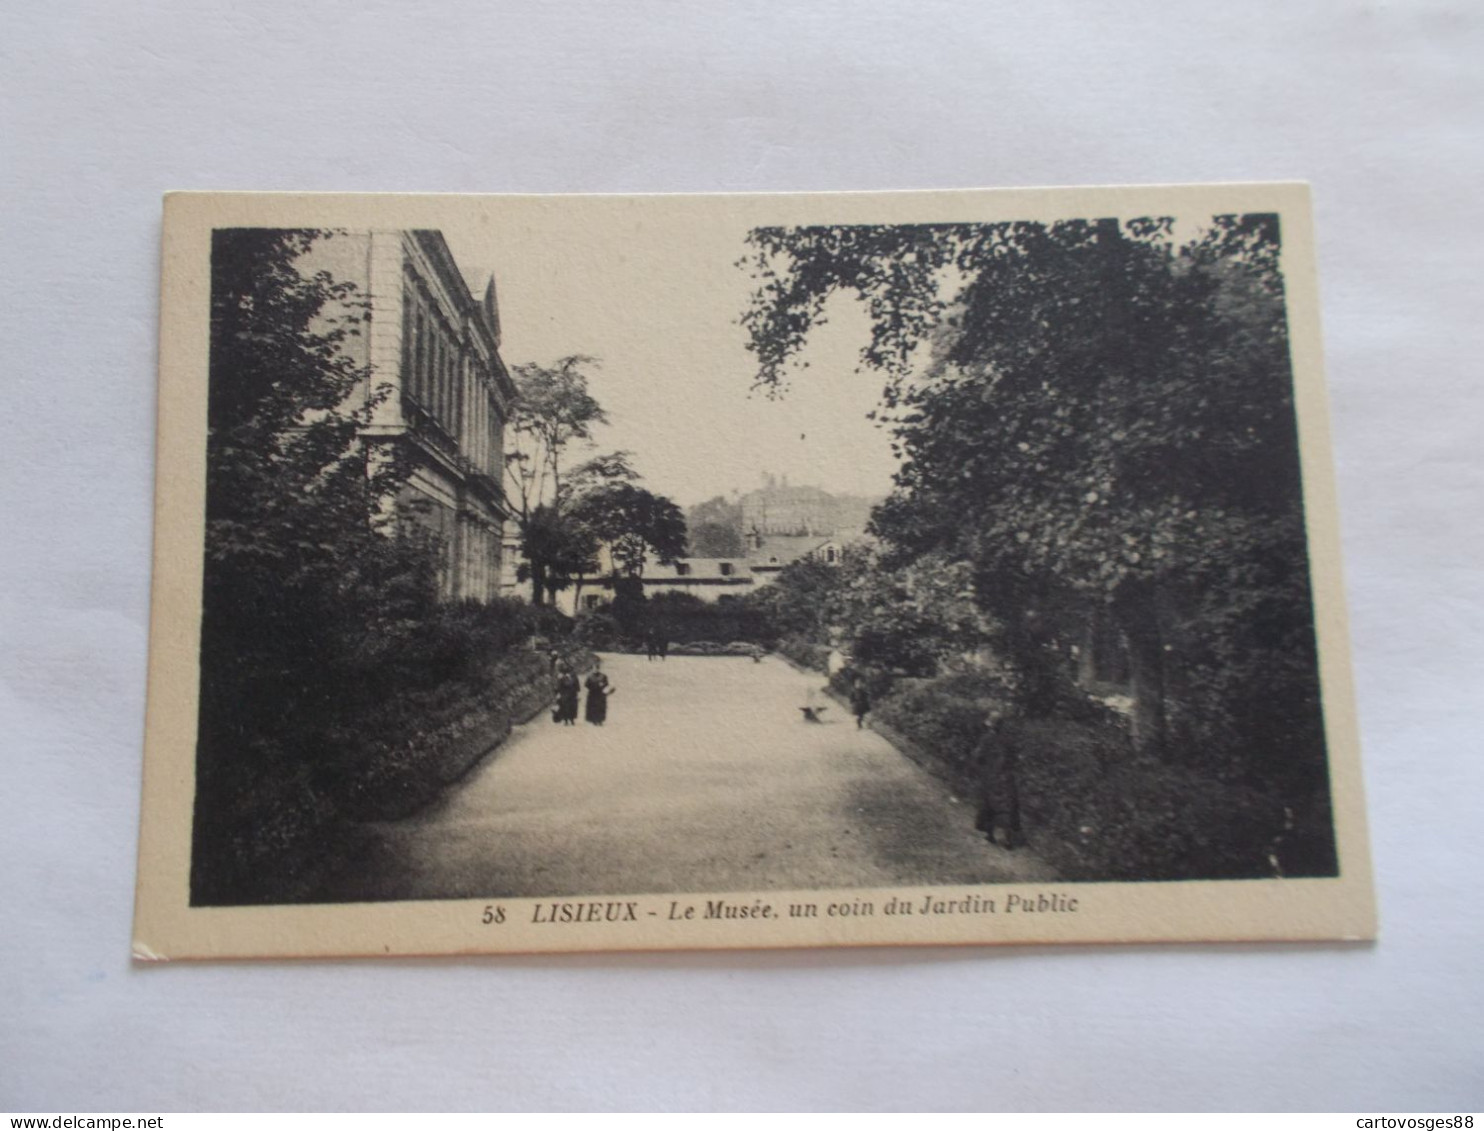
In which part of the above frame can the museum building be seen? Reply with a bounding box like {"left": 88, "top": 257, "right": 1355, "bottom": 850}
{"left": 299, "top": 229, "right": 517, "bottom": 601}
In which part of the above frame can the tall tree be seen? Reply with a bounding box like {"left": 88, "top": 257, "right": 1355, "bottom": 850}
{"left": 198, "top": 229, "right": 435, "bottom": 900}
{"left": 503, "top": 355, "right": 607, "bottom": 603}
{"left": 517, "top": 504, "right": 600, "bottom": 607}
{"left": 687, "top": 494, "right": 744, "bottom": 528}
{"left": 739, "top": 215, "right": 1322, "bottom": 782}
{"left": 744, "top": 556, "right": 839, "bottom": 643}
{"left": 504, "top": 355, "right": 607, "bottom": 511}
{"left": 685, "top": 494, "right": 746, "bottom": 557}
{"left": 562, "top": 449, "right": 641, "bottom": 503}
{"left": 688, "top": 521, "right": 746, "bottom": 558}
{"left": 569, "top": 483, "right": 688, "bottom": 578}
{"left": 204, "top": 229, "right": 427, "bottom": 719}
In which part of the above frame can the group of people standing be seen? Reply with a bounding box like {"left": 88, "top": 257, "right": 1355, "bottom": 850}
{"left": 643, "top": 626, "right": 669, "bottom": 662}
{"left": 551, "top": 659, "right": 614, "bottom": 727}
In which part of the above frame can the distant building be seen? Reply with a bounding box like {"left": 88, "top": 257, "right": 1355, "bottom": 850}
{"left": 739, "top": 473, "right": 877, "bottom": 539}
{"left": 541, "top": 475, "right": 880, "bottom": 614}
{"left": 299, "top": 230, "right": 516, "bottom": 601}
{"left": 739, "top": 473, "right": 878, "bottom": 587}
{"left": 556, "top": 532, "right": 858, "bottom": 615}
{"left": 562, "top": 554, "right": 757, "bottom": 614}
{"left": 742, "top": 531, "right": 841, "bottom": 587}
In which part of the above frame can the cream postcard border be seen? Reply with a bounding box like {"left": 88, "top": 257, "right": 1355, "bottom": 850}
{"left": 133, "top": 184, "right": 1375, "bottom": 959}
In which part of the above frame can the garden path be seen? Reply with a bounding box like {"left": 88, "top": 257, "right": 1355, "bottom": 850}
{"left": 319, "top": 652, "right": 1055, "bottom": 901}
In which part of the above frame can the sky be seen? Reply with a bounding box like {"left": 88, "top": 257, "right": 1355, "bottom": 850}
{"left": 441, "top": 207, "right": 903, "bottom": 510}
{"left": 436, "top": 201, "right": 1242, "bottom": 512}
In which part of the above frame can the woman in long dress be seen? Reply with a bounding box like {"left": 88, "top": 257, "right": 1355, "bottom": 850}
{"left": 554, "top": 668, "right": 580, "bottom": 726}
{"left": 584, "top": 665, "right": 613, "bottom": 726}
{"left": 972, "top": 716, "right": 1022, "bottom": 849}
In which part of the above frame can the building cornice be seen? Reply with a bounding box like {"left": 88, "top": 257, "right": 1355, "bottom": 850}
{"left": 409, "top": 229, "right": 516, "bottom": 406}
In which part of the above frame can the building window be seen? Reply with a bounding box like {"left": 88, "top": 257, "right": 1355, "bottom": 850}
{"left": 436, "top": 336, "right": 447, "bottom": 425}
{"left": 414, "top": 308, "right": 427, "bottom": 405}
{"left": 584, "top": 594, "right": 601, "bottom": 611}
{"left": 719, "top": 562, "right": 733, "bottom": 576}
{"left": 488, "top": 391, "right": 503, "bottom": 477}
{"left": 454, "top": 355, "right": 464, "bottom": 446}
{"left": 675, "top": 563, "right": 691, "bottom": 577}
{"left": 401, "top": 288, "right": 414, "bottom": 396}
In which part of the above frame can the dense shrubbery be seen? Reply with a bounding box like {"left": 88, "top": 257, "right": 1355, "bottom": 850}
{"left": 647, "top": 592, "right": 775, "bottom": 647}
{"left": 662, "top": 634, "right": 729, "bottom": 655}
{"left": 737, "top": 213, "right": 1339, "bottom": 881}
{"left": 871, "top": 674, "right": 1295, "bottom": 880}
{"left": 345, "top": 644, "right": 593, "bottom": 822}
{"left": 667, "top": 640, "right": 767, "bottom": 657}
{"left": 752, "top": 546, "right": 1332, "bottom": 880}
{"left": 573, "top": 609, "right": 622, "bottom": 650}
{"left": 195, "top": 590, "right": 584, "bottom": 904}
{"left": 871, "top": 671, "right": 1013, "bottom": 783}
{"left": 775, "top": 636, "right": 831, "bottom": 673}
{"left": 193, "top": 230, "right": 588, "bottom": 905}
{"left": 575, "top": 591, "right": 778, "bottom": 654}
{"left": 1012, "top": 720, "right": 1288, "bottom": 881}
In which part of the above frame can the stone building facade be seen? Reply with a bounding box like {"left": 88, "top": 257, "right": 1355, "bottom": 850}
{"left": 561, "top": 553, "right": 756, "bottom": 614}
{"left": 739, "top": 474, "right": 876, "bottom": 538}
{"left": 299, "top": 229, "right": 516, "bottom": 601}
{"left": 553, "top": 533, "right": 847, "bottom": 615}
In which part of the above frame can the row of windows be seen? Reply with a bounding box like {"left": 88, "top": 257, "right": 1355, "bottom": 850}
{"left": 415, "top": 498, "right": 504, "bottom": 603}
{"left": 672, "top": 562, "right": 736, "bottom": 577}
{"left": 400, "top": 281, "right": 503, "bottom": 478}
{"left": 668, "top": 554, "right": 836, "bottom": 575}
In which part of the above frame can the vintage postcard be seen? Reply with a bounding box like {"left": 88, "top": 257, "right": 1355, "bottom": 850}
{"left": 133, "top": 185, "right": 1375, "bottom": 959}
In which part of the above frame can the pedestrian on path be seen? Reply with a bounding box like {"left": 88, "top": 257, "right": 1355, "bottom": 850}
{"left": 972, "top": 716, "right": 1022, "bottom": 850}
{"left": 585, "top": 662, "right": 614, "bottom": 726}
{"left": 553, "top": 663, "right": 580, "bottom": 726}
{"left": 849, "top": 678, "right": 871, "bottom": 729}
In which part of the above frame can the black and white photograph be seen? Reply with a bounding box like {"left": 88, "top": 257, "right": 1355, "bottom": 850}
{"left": 134, "top": 186, "right": 1372, "bottom": 957}
{"left": 16, "top": 1, "right": 1484, "bottom": 1112}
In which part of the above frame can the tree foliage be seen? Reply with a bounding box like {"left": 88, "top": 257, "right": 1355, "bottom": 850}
{"left": 504, "top": 355, "right": 607, "bottom": 516}
{"left": 502, "top": 363, "right": 689, "bottom": 604}
{"left": 198, "top": 229, "right": 443, "bottom": 900}
{"left": 831, "top": 549, "right": 1006, "bottom": 679}
{"left": 203, "top": 229, "right": 435, "bottom": 725}
{"left": 563, "top": 449, "right": 641, "bottom": 502}
{"left": 688, "top": 521, "right": 745, "bottom": 558}
{"left": 743, "top": 557, "right": 838, "bottom": 642}
{"left": 739, "top": 215, "right": 1325, "bottom": 794}
{"left": 502, "top": 356, "right": 612, "bottom": 603}
{"left": 569, "top": 482, "right": 688, "bottom": 576}
{"left": 208, "top": 229, "right": 388, "bottom": 563}
{"left": 685, "top": 495, "right": 746, "bottom": 557}
{"left": 516, "top": 503, "right": 600, "bottom": 606}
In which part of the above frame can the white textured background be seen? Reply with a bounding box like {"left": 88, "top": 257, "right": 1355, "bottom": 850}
{"left": 3, "top": 0, "right": 1481, "bottom": 1112}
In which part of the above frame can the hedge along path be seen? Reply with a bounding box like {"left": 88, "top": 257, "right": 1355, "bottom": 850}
{"left": 313, "top": 651, "right": 1056, "bottom": 903}
{"left": 346, "top": 645, "right": 597, "bottom": 822}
